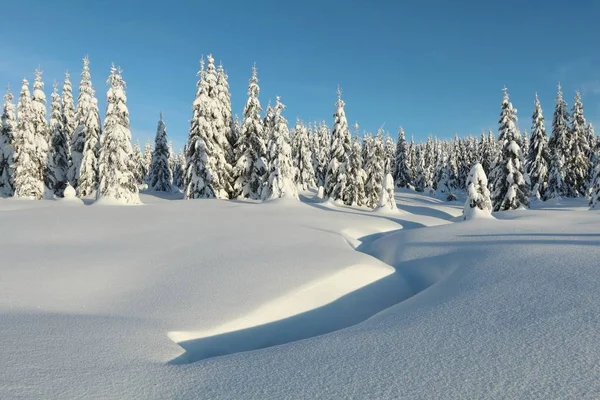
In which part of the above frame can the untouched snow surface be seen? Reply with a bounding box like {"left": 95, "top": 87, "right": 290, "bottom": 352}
{"left": 1, "top": 190, "right": 600, "bottom": 399}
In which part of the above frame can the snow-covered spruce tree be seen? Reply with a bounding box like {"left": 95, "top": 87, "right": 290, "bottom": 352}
{"left": 310, "top": 123, "right": 321, "bottom": 186}
{"left": 490, "top": 88, "right": 529, "bottom": 211}
{"left": 232, "top": 65, "right": 266, "bottom": 200}
{"left": 547, "top": 84, "right": 570, "bottom": 199}
{"left": 362, "top": 132, "right": 372, "bottom": 165}
{"left": 185, "top": 58, "right": 233, "bottom": 199}
{"left": 414, "top": 146, "right": 427, "bottom": 192}
{"left": 77, "top": 93, "right": 101, "bottom": 196}
{"left": 343, "top": 133, "right": 367, "bottom": 206}
{"left": 61, "top": 72, "right": 76, "bottom": 153}
{"left": 463, "top": 163, "right": 492, "bottom": 220}
{"left": 70, "top": 56, "right": 96, "bottom": 188}
{"left": 13, "top": 79, "right": 45, "bottom": 199}
{"left": 526, "top": 93, "right": 550, "bottom": 200}
{"left": 216, "top": 63, "right": 236, "bottom": 167}
{"left": 408, "top": 136, "right": 417, "bottom": 182}
{"left": 314, "top": 121, "right": 330, "bottom": 188}
{"left": 96, "top": 65, "right": 140, "bottom": 204}
{"left": 436, "top": 151, "right": 459, "bottom": 201}
{"left": 385, "top": 133, "right": 396, "bottom": 176}
{"left": 376, "top": 173, "right": 398, "bottom": 212}
{"left": 394, "top": 127, "right": 412, "bottom": 188}
{"left": 47, "top": 82, "right": 70, "bottom": 196}
{"left": 149, "top": 113, "right": 173, "bottom": 191}
{"left": 423, "top": 136, "right": 435, "bottom": 189}
{"left": 565, "top": 91, "right": 589, "bottom": 197}
{"left": 31, "top": 69, "right": 50, "bottom": 191}
{"left": 172, "top": 150, "right": 186, "bottom": 188}
{"left": 587, "top": 122, "right": 597, "bottom": 190}
{"left": 131, "top": 141, "right": 145, "bottom": 186}
{"left": 143, "top": 140, "right": 153, "bottom": 182}
{"left": 262, "top": 96, "right": 297, "bottom": 200}
{"left": 0, "top": 87, "right": 16, "bottom": 196}
{"left": 292, "top": 119, "right": 316, "bottom": 190}
{"left": 324, "top": 87, "right": 351, "bottom": 201}
{"left": 364, "top": 130, "right": 386, "bottom": 208}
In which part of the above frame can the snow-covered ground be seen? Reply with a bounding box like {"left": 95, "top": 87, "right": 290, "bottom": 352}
{"left": 1, "top": 190, "right": 599, "bottom": 399}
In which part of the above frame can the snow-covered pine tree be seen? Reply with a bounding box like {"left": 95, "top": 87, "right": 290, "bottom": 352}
{"left": 324, "top": 87, "right": 351, "bottom": 201}
{"left": 362, "top": 132, "right": 372, "bottom": 165}
{"left": 131, "top": 141, "right": 145, "bottom": 186}
{"left": 463, "top": 163, "right": 492, "bottom": 220}
{"left": 376, "top": 173, "right": 398, "bottom": 212}
{"left": 31, "top": 69, "right": 50, "bottom": 192}
{"left": 292, "top": 119, "right": 316, "bottom": 190}
{"left": 490, "top": 88, "right": 529, "bottom": 211}
{"left": 364, "top": 130, "right": 386, "bottom": 208}
{"left": 77, "top": 93, "right": 101, "bottom": 196}
{"left": 587, "top": 122, "right": 597, "bottom": 190}
{"left": 69, "top": 56, "right": 96, "bottom": 188}
{"left": 262, "top": 96, "right": 297, "bottom": 200}
{"left": 216, "top": 63, "right": 235, "bottom": 167}
{"left": 173, "top": 149, "right": 186, "bottom": 188}
{"left": 414, "top": 146, "right": 426, "bottom": 192}
{"left": 526, "top": 93, "right": 550, "bottom": 200}
{"left": 423, "top": 136, "right": 435, "bottom": 189}
{"left": 185, "top": 57, "right": 233, "bottom": 199}
{"left": 96, "top": 65, "right": 140, "bottom": 204}
{"left": 47, "top": 82, "right": 70, "bottom": 196}
{"left": 149, "top": 113, "right": 173, "bottom": 191}
{"left": 143, "top": 140, "right": 153, "bottom": 182}
{"left": 435, "top": 150, "right": 459, "bottom": 201}
{"left": 314, "top": 121, "right": 330, "bottom": 188}
{"left": 310, "top": 123, "right": 321, "bottom": 186}
{"left": 61, "top": 72, "right": 76, "bottom": 154}
{"left": 385, "top": 133, "right": 396, "bottom": 176}
{"left": 565, "top": 91, "right": 590, "bottom": 197}
{"left": 14, "top": 79, "right": 45, "bottom": 199}
{"left": 408, "top": 136, "right": 417, "bottom": 183}
{"left": 343, "top": 133, "right": 367, "bottom": 206}
{"left": 0, "top": 87, "right": 16, "bottom": 196}
{"left": 232, "top": 65, "right": 266, "bottom": 200}
{"left": 394, "top": 127, "right": 412, "bottom": 188}
{"left": 547, "top": 84, "right": 570, "bottom": 199}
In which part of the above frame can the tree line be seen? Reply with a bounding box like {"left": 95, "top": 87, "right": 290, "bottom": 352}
{"left": 0, "top": 54, "right": 598, "bottom": 210}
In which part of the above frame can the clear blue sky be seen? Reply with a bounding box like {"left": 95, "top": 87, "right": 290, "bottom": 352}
{"left": 1, "top": 0, "right": 599, "bottom": 151}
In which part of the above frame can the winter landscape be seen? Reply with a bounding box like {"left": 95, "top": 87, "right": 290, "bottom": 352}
{"left": 2, "top": 2, "right": 600, "bottom": 399}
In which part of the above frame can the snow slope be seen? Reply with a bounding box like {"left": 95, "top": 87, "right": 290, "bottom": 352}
{"left": 1, "top": 190, "right": 599, "bottom": 399}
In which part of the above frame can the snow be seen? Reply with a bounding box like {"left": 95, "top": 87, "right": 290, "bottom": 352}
{"left": 1, "top": 191, "right": 600, "bottom": 399}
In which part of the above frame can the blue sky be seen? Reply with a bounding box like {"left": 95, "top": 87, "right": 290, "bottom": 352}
{"left": 1, "top": 0, "right": 599, "bottom": 150}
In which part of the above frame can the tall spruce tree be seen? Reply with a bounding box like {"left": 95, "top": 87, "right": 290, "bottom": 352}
{"left": 143, "top": 140, "right": 153, "bottom": 182}
{"left": 216, "top": 63, "right": 235, "bottom": 167}
{"left": 490, "top": 88, "right": 529, "bottom": 211}
{"left": 70, "top": 56, "right": 97, "bottom": 188}
{"left": 262, "top": 96, "right": 297, "bottom": 200}
{"left": 31, "top": 69, "right": 50, "bottom": 191}
{"left": 185, "top": 57, "right": 233, "bottom": 199}
{"left": 0, "top": 87, "right": 16, "bottom": 196}
{"left": 526, "top": 93, "right": 550, "bottom": 200}
{"left": 314, "top": 122, "right": 330, "bottom": 188}
{"left": 292, "top": 119, "right": 316, "bottom": 190}
{"left": 77, "top": 93, "right": 101, "bottom": 196}
{"left": 394, "top": 127, "right": 411, "bottom": 188}
{"left": 364, "top": 130, "right": 386, "bottom": 208}
{"left": 14, "top": 79, "right": 45, "bottom": 199}
{"left": 324, "top": 87, "right": 351, "bottom": 201}
{"left": 96, "top": 65, "right": 140, "bottom": 204}
{"left": 149, "top": 113, "right": 173, "bottom": 191}
{"left": 343, "top": 133, "right": 367, "bottom": 206}
{"left": 233, "top": 65, "right": 266, "bottom": 200}
{"left": 47, "top": 82, "right": 70, "bottom": 196}
{"left": 547, "top": 84, "right": 570, "bottom": 199}
{"left": 565, "top": 91, "right": 589, "bottom": 196}
{"left": 61, "top": 72, "right": 76, "bottom": 154}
